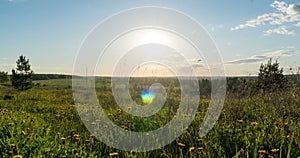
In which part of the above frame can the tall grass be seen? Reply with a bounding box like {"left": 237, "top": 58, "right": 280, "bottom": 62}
{"left": 0, "top": 79, "right": 299, "bottom": 157}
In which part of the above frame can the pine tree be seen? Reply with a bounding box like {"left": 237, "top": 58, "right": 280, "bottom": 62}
{"left": 256, "top": 58, "right": 288, "bottom": 92}
{"left": 11, "top": 55, "right": 34, "bottom": 90}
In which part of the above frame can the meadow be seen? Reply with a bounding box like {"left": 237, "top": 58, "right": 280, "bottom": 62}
{"left": 0, "top": 77, "right": 300, "bottom": 158}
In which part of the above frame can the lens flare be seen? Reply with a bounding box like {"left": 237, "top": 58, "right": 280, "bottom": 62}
{"left": 141, "top": 89, "right": 155, "bottom": 104}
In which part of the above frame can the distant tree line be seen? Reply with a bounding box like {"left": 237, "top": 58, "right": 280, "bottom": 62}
{"left": 32, "top": 74, "right": 71, "bottom": 80}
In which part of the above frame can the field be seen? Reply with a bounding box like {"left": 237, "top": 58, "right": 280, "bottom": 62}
{"left": 0, "top": 78, "right": 300, "bottom": 157}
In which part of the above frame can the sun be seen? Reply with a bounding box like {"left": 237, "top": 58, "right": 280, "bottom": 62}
{"left": 133, "top": 29, "right": 172, "bottom": 45}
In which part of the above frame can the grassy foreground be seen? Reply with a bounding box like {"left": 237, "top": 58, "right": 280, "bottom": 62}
{"left": 0, "top": 79, "right": 300, "bottom": 157}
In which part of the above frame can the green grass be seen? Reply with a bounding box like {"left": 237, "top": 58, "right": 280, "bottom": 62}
{"left": 1, "top": 79, "right": 300, "bottom": 157}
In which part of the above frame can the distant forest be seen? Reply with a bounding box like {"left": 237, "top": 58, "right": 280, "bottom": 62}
{"left": 32, "top": 74, "right": 72, "bottom": 80}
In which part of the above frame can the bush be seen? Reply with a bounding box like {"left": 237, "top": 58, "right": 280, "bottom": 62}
{"left": 255, "top": 58, "right": 289, "bottom": 93}
{"left": 0, "top": 71, "right": 9, "bottom": 83}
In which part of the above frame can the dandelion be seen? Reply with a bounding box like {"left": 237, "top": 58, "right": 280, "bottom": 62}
{"left": 177, "top": 142, "right": 185, "bottom": 147}
{"left": 258, "top": 149, "right": 267, "bottom": 154}
{"left": 198, "top": 147, "right": 204, "bottom": 151}
{"left": 21, "top": 130, "right": 26, "bottom": 135}
{"left": 121, "top": 125, "right": 128, "bottom": 129}
{"left": 251, "top": 122, "right": 258, "bottom": 126}
{"left": 189, "top": 147, "right": 195, "bottom": 152}
{"left": 237, "top": 119, "right": 243, "bottom": 123}
{"left": 109, "top": 152, "right": 118, "bottom": 156}
{"left": 270, "top": 148, "right": 279, "bottom": 153}
{"left": 13, "top": 155, "right": 23, "bottom": 158}
{"left": 61, "top": 137, "right": 66, "bottom": 144}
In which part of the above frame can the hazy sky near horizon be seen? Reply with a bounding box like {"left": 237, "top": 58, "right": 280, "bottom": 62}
{"left": 1, "top": 0, "right": 300, "bottom": 76}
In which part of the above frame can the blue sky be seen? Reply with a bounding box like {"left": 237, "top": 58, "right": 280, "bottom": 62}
{"left": 0, "top": 0, "right": 300, "bottom": 76}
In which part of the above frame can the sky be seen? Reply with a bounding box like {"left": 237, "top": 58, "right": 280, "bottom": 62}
{"left": 0, "top": 0, "right": 300, "bottom": 76}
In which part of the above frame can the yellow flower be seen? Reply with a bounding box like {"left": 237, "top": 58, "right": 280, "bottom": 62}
{"left": 10, "top": 144, "right": 16, "bottom": 147}
{"left": 109, "top": 152, "right": 118, "bottom": 156}
{"left": 21, "top": 130, "right": 26, "bottom": 135}
{"left": 121, "top": 125, "right": 128, "bottom": 129}
{"left": 177, "top": 142, "right": 185, "bottom": 147}
{"left": 74, "top": 134, "right": 80, "bottom": 137}
{"left": 13, "top": 155, "right": 23, "bottom": 158}
{"left": 237, "top": 119, "right": 243, "bottom": 123}
{"left": 251, "top": 122, "right": 258, "bottom": 126}
{"left": 258, "top": 149, "right": 267, "bottom": 154}
{"left": 198, "top": 147, "right": 204, "bottom": 151}
{"left": 271, "top": 148, "right": 279, "bottom": 153}
{"left": 189, "top": 147, "right": 195, "bottom": 152}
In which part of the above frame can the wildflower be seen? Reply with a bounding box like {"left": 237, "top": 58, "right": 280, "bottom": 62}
{"left": 198, "top": 147, "right": 204, "bottom": 151}
{"left": 109, "top": 152, "right": 118, "bottom": 156}
{"left": 13, "top": 155, "right": 23, "bottom": 158}
{"left": 271, "top": 148, "right": 279, "bottom": 153}
{"left": 177, "top": 142, "right": 185, "bottom": 147}
{"left": 10, "top": 144, "right": 16, "bottom": 148}
{"left": 21, "top": 130, "right": 26, "bottom": 135}
{"left": 251, "top": 122, "right": 258, "bottom": 126}
{"left": 75, "top": 137, "right": 80, "bottom": 142}
{"left": 189, "top": 147, "right": 195, "bottom": 152}
{"left": 74, "top": 134, "right": 80, "bottom": 137}
{"left": 61, "top": 137, "right": 66, "bottom": 143}
{"left": 258, "top": 149, "right": 267, "bottom": 154}
{"left": 121, "top": 125, "right": 128, "bottom": 129}
{"left": 237, "top": 119, "right": 243, "bottom": 123}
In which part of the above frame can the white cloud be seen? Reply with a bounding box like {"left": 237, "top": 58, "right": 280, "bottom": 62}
{"left": 264, "top": 26, "right": 295, "bottom": 35}
{"left": 7, "top": 0, "right": 27, "bottom": 3}
{"left": 226, "top": 49, "right": 297, "bottom": 65}
{"left": 231, "top": 13, "right": 274, "bottom": 31}
{"left": 231, "top": 1, "right": 300, "bottom": 35}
